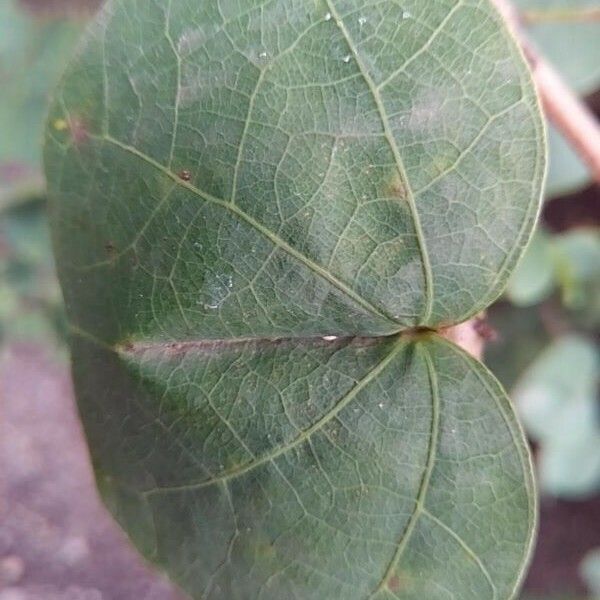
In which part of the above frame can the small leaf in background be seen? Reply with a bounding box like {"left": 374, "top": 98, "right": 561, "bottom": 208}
{"left": 513, "top": 335, "right": 600, "bottom": 498}
{"left": 0, "top": 201, "right": 66, "bottom": 347}
{"left": 506, "top": 227, "right": 600, "bottom": 323}
{"left": 0, "top": 0, "right": 87, "bottom": 208}
{"left": 485, "top": 303, "right": 551, "bottom": 391}
{"left": 545, "top": 124, "right": 591, "bottom": 199}
{"left": 514, "top": 0, "right": 600, "bottom": 94}
{"left": 507, "top": 231, "right": 556, "bottom": 306}
{"left": 554, "top": 229, "right": 600, "bottom": 321}
{"left": 582, "top": 547, "right": 600, "bottom": 599}
{"left": 513, "top": 0, "right": 600, "bottom": 197}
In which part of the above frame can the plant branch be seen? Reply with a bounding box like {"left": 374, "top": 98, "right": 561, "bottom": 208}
{"left": 491, "top": 0, "right": 600, "bottom": 184}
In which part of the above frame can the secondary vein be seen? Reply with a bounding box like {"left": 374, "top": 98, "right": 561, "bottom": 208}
{"left": 325, "top": 0, "right": 435, "bottom": 326}
{"left": 99, "top": 133, "right": 397, "bottom": 325}
{"left": 368, "top": 344, "right": 440, "bottom": 598}
{"left": 141, "top": 336, "right": 408, "bottom": 497}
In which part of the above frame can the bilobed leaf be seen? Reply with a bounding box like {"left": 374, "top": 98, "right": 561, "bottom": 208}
{"left": 44, "top": 0, "right": 544, "bottom": 598}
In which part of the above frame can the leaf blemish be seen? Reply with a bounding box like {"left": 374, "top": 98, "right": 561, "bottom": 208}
{"left": 68, "top": 116, "right": 89, "bottom": 146}
{"left": 388, "top": 574, "right": 401, "bottom": 592}
{"left": 386, "top": 172, "right": 407, "bottom": 200}
{"left": 179, "top": 170, "right": 192, "bottom": 181}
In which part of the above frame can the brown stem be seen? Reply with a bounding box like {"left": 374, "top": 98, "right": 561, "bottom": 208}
{"left": 491, "top": 0, "right": 600, "bottom": 184}
{"left": 440, "top": 315, "right": 497, "bottom": 360}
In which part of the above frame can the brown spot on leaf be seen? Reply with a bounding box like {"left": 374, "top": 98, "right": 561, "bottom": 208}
{"left": 69, "top": 117, "right": 89, "bottom": 146}
{"left": 386, "top": 173, "right": 407, "bottom": 200}
{"left": 388, "top": 574, "right": 401, "bottom": 592}
{"left": 178, "top": 170, "right": 191, "bottom": 182}
{"left": 104, "top": 241, "right": 117, "bottom": 258}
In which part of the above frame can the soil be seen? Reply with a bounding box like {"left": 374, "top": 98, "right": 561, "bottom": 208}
{"left": 0, "top": 345, "right": 184, "bottom": 600}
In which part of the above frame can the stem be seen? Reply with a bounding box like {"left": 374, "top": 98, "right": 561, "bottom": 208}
{"left": 440, "top": 316, "right": 496, "bottom": 360}
{"left": 491, "top": 0, "right": 600, "bottom": 184}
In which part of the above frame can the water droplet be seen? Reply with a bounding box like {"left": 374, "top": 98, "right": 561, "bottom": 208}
{"left": 343, "top": 54, "right": 351, "bottom": 63}
{"left": 324, "top": 11, "right": 332, "bottom": 21}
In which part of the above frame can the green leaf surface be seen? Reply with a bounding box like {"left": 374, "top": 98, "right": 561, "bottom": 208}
{"left": 0, "top": 0, "right": 85, "bottom": 204}
{"left": 44, "top": 0, "right": 545, "bottom": 597}
{"left": 78, "top": 333, "right": 535, "bottom": 600}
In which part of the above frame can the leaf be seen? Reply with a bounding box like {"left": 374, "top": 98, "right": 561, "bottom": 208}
{"left": 44, "top": 0, "right": 545, "bottom": 598}
{"left": 553, "top": 228, "right": 600, "bottom": 318}
{"left": 545, "top": 124, "right": 590, "bottom": 198}
{"left": 506, "top": 230, "right": 555, "bottom": 306}
{"left": 514, "top": 0, "right": 600, "bottom": 95}
{"left": 506, "top": 226, "right": 600, "bottom": 320}
{"left": 581, "top": 547, "right": 600, "bottom": 599}
{"left": 76, "top": 333, "right": 535, "bottom": 599}
{"left": 484, "top": 302, "right": 550, "bottom": 391}
{"left": 0, "top": 200, "right": 66, "bottom": 346}
{"left": 0, "top": 0, "right": 85, "bottom": 205}
{"left": 513, "top": 335, "right": 600, "bottom": 498}
{"left": 513, "top": 0, "right": 600, "bottom": 196}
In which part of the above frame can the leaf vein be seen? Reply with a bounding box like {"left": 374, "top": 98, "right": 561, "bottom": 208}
{"left": 142, "top": 337, "right": 407, "bottom": 497}
{"left": 98, "top": 133, "right": 398, "bottom": 325}
{"left": 325, "top": 0, "right": 434, "bottom": 325}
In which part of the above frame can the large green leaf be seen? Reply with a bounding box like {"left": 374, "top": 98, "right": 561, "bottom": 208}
{"left": 44, "top": 0, "right": 545, "bottom": 597}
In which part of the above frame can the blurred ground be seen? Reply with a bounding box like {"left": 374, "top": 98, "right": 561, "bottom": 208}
{"left": 0, "top": 345, "right": 183, "bottom": 600}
